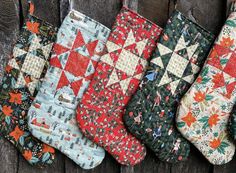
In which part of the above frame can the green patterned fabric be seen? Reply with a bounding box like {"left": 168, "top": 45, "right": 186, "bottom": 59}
{"left": 124, "top": 10, "right": 214, "bottom": 163}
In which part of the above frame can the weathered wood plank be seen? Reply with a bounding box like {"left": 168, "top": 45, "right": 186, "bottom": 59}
{"left": 171, "top": 147, "right": 212, "bottom": 173}
{"left": 18, "top": 152, "right": 65, "bottom": 173}
{"left": 213, "top": 155, "right": 236, "bottom": 173}
{"left": 59, "top": 0, "right": 70, "bottom": 23}
{"left": 65, "top": 154, "right": 120, "bottom": 173}
{"left": 0, "top": 1, "right": 20, "bottom": 172}
{"left": 69, "top": 0, "right": 121, "bottom": 28}
{"left": 123, "top": 0, "right": 138, "bottom": 11}
{"left": 0, "top": 0, "right": 20, "bottom": 81}
{"left": 176, "top": 0, "right": 226, "bottom": 34}
{"left": 138, "top": 0, "right": 170, "bottom": 27}
{"left": 129, "top": 150, "right": 171, "bottom": 173}
{"left": 21, "top": 0, "right": 60, "bottom": 26}
{"left": 133, "top": 151, "right": 171, "bottom": 173}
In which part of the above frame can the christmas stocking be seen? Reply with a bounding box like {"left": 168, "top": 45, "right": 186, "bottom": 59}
{"left": 27, "top": 10, "right": 110, "bottom": 169}
{"left": 176, "top": 3, "right": 236, "bottom": 165}
{"left": 77, "top": 6, "right": 162, "bottom": 165}
{"left": 123, "top": 11, "right": 214, "bottom": 163}
{"left": 0, "top": 1, "right": 56, "bottom": 166}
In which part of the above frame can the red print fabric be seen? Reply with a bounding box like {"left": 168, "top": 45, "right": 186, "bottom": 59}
{"left": 76, "top": 7, "right": 162, "bottom": 165}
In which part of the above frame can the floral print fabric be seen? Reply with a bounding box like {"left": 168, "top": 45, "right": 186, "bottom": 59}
{"left": 123, "top": 11, "right": 214, "bottom": 163}
{"left": 176, "top": 10, "right": 236, "bottom": 165}
{"left": 0, "top": 14, "right": 57, "bottom": 166}
{"left": 77, "top": 6, "right": 162, "bottom": 165}
{"left": 27, "top": 10, "right": 110, "bottom": 169}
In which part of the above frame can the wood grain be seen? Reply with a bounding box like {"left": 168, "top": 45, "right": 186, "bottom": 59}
{"left": 213, "top": 156, "right": 236, "bottom": 173}
{"left": 132, "top": 150, "right": 171, "bottom": 173}
{"left": 176, "top": 0, "right": 226, "bottom": 34}
{"left": 65, "top": 154, "right": 120, "bottom": 173}
{"left": 0, "top": 0, "right": 235, "bottom": 173}
{"left": 18, "top": 152, "right": 65, "bottom": 173}
{"left": 171, "top": 147, "right": 212, "bottom": 173}
{"left": 138, "top": 0, "right": 170, "bottom": 27}
{"left": 21, "top": 0, "right": 60, "bottom": 27}
{"left": 59, "top": 0, "right": 70, "bottom": 23}
{"left": 69, "top": 0, "right": 121, "bottom": 28}
{"left": 0, "top": 1, "right": 20, "bottom": 172}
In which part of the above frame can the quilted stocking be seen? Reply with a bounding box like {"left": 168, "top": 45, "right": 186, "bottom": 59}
{"left": 27, "top": 10, "right": 110, "bottom": 169}
{"left": 176, "top": 3, "right": 236, "bottom": 165}
{"left": 0, "top": 2, "right": 56, "bottom": 166}
{"left": 123, "top": 11, "right": 214, "bottom": 163}
{"left": 77, "top": 7, "right": 162, "bottom": 165}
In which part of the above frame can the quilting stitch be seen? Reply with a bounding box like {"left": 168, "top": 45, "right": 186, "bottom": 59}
{"left": 176, "top": 8, "right": 236, "bottom": 165}
{"left": 0, "top": 13, "right": 57, "bottom": 166}
{"left": 77, "top": 6, "right": 162, "bottom": 166}
{"left": 27, "top": 10, "right": 110, "bottom": 169}
{"left": 123, "top": 10, "right": 214, "bottom": 163}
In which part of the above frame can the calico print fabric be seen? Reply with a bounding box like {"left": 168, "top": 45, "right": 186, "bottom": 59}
{"left": 77, "top": 7, "right": 162, "bottom": 165}
{"left": 176, "top": 10, "right": 236, "bottom": 164}
{"left": 124, "top": 11, "right": 214, "bottom": 163}
{"left": 27, "top": 10, "right": 110, "bottom": 169}
{"left": 0, "top": 14, "right": 57, "bottom": 166}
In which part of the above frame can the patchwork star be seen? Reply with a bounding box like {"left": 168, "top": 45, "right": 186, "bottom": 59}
{"left": 50, "top": 30, "right": 99, "bottom": 96}
{"left": 100, "top": 30, "right": 148, "bottom": 94}
{"left": 151, "top": 34, "right": 199, "bottom": 94}
{"left": 207, "top": 45, "right": 236, "bottom": 99}
{"left": 8, "top": 34, "right": 53, "bottom": 95}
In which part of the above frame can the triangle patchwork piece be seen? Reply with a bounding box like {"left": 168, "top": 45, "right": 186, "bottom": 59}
{"left": 136, "top": 39, "right": 148, "bottom": 56}
{"left": 187, "top": 43, "right": 199, "bottom": 59}
{"left": 86, "top": 40, "right": 99, "bottom": 57}
{"left": 50, "top": 56, "right": 63, "bottom": 69}
{"left": 190, "top": 63, "right": 200, "bottom": 74}
{"left": 84, "top": 60, "right": 95, "bottom": 77}
{"left": 29, "top": 35, "right": 42, "bottom": 52}
{"left": 27, "top": 79, "right": 38, "bottom": 95}
{"left": 15, "top": 72, "right": 26, "bottom": 88}
{"left": 8, "top": 59, "right": 20, "bottom": 70}
{"left": 100, "top": 53, "right": 114, "bottom": 67}
{"left": 158, "top": 71, "right": 173, "bottom": 86}
{"left": 74, "top": 45, "right": 90, "bottom": 57}
{"left": 151, "top": 57, "right": 164, "bottom": 68}
{"left": 70, "top": 79, "right": 83, "bottom": 96}
{"left": 106, "top": 69, "right": 119, "bottom": 87}
{"left": 120, "top": 77, "right": 132, "bottom": 94}
{"left": 158, "top": 44, "right": 173, "bottom": 56}
{"left": 13, "top": 47, "right": 27, "bottom": 58}
{"left": 72, "top": 31, "right": 86, "bottom": 49}
{"left": 174, "top": 34, "right": 187, "bottom": 52}
{"left": 182, "top": 75, "right": 194, "bottom": 83}
{"left": 42, "top": 43, "right": 54, "bottom": 59}
{"left": 56, "top": 71, "right": 70, "bottom": 90}
{"left": 133, "top": 73, "right": 143, "bottom": 80}
{"left": 124, "top": 30, "right": 136, "bottom": 48}
{"left": 169, "top": 79, "right": 180, "bottom": 94}
{"left": 106, "top": 41, "right": 121, "bottom": 53}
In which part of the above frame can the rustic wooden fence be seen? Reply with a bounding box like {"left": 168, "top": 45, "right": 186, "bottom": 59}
{"left": 0, "top": 0, "right": 235, "bottom": 173}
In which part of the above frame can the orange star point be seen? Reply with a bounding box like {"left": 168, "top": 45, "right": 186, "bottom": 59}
{"left": 181, "top": 112, "right": 196, "bottom": 127}
{"left": 9, "top": 126, "right": 24, "bottom": 141}
{"left": 2, "top": 105, "right": 13, "bottom": 116}
{"left": 9, "top": 92, "right": 22, "bottom": 105}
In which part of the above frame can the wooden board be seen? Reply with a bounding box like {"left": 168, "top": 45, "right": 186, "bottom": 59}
{"left": 0, "top": 0, "right": 235, "bottom": 173}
